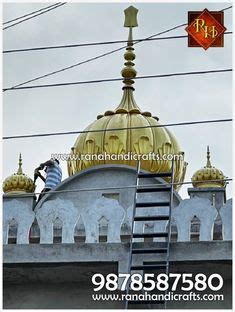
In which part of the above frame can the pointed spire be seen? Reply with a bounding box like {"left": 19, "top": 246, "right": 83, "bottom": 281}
{"left": 113, "top": 6, "right": 143, "bottom": 114}
{"left": 17, "top": 153, "right": 23, "bottom": 174}
{"left": 121, "top": 6, "right": 138, "bottom": 90}
{"left": 101, "top": 6, "right": 151, "bottom": 117}
{"left": 3, "top": 153, "right": 35, "bottom": 194}
{"left": 206, "top": 145, "right": 212, "bottom": 168}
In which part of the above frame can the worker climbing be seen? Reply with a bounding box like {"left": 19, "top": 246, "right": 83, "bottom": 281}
{"left": 34, "top": 158, "right": 62, "bottom": 202}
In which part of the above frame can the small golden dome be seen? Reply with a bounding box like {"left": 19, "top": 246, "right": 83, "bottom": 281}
{"left": 3, "top": 154, "right": 35, "bottom": 194}
{"left": 67, "top": 6, "right": 187, "bottom": 189}
{"left": 191, "top": 146, "right": 227, "bottom": 188}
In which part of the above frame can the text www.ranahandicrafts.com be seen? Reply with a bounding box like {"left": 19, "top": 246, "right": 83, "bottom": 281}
{"left": 92, "top": 291, "right": 224, "bottom": 302}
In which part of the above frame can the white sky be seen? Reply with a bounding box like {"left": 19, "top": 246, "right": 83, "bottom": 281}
{"left": 2, "top": 2, "right": 232, "bottom": 199}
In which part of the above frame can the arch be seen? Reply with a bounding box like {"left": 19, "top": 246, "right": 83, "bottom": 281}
{"left": 36, "top": 198, "right": 80, "bottom": 244}
{"left": 74, "top": 216, "right": 85, "bottom": 243}
{"left": 173, "top": 197, "right": 217, "bottom": 242}
{"left": 98, "top": 216, "right": 109, "bottom": 242}
{"left": 220, "top": 198, "right": 232, "bottom": 240}
{"left": 7, "top": 218, "right": 18, "bottom": 244}
{"left": 53, "top": 217, "right": 63, "bottom": 244}
{"left": 81, "top": 197, "right": 125, "bottom": 243}
{"left": 213, "top": 213, "right": 223, "bottom": 241}
{"left": 29, "top": 218, "right": 40, "bottom": 244}
{"left": 190, "top": 215, "right": 201, "bottom": 241}
{"left": 3, "top": 199, "right": 35, "bottom": 244}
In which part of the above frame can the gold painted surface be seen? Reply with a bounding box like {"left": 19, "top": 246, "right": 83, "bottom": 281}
{"left": 3, "top": 154, "right": 35, "bottom": 194}
{"left": 191, "top": 146, "right": 227, "bottom": 188}
{"left": 124, "top": 6, "right": 138, "bottom": 28}
{"left": 67, "top": 6, "right": 187, "bottom": 189}
{"left": 68, "top": 89, "right": 187, "bottom": 189}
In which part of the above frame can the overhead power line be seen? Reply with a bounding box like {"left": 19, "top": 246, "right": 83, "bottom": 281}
{"left": 3, "top": 118, "right": 232, "bottom": 140}
{"left": 3, "top": 31, "right": 233, "bottom": 54}
{"left": 3, "top": 2, "right": 62, "bottom": 25}
{"left": 4, "top": 35, "right": 191, "bottom": 54}
{"left": 3, "top": 2, "right": 66, "bottom": 30}
{"left": 222, "top": 5, "right": 233, "bottom": 11}
{"left": 3, "top": 23, "right": 187, "bottom": 91}
{"left": 3, "top": 178, "right": 233, "bottom": 197}
{"left": 2, "top": 69, "right": 232, "bottom": 92}
{"left": 3, "top": 5, "right": 232, "bottom": 53}
{"left": 3, "top": 5, "right": 232, "bottom": 90}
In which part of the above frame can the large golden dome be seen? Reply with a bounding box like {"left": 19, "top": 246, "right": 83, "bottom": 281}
{"left": 67, "top": 6, "right": 187, "bottom": 188}
{"left": 3, "top": 154, "right": 35, "bottom": 194}
{"left": 192, "top": 146, "right": 227, "bottom": 188}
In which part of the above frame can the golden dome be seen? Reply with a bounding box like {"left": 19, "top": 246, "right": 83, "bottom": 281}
{"left": 67, "top": 6, "right": 187, "bottom": 189}
{"left": 191, "top": 146, "right": 227, "bottom": 188}
{"left": 3, "top": 154, "right": 35, "bottom": 194}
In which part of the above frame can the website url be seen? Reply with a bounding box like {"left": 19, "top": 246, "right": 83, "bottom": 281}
{"left": 51, "top": 152, "right": 184, "bottom": 162}
{"left": 92, "top": 291, "right": 224, "bottom": 302}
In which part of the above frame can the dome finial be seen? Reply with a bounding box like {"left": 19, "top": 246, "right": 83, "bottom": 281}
{"left": 3, "top": 153, "right": 35, "bottom": 194}
{"left": 121, "top": 6, "right": 138, "bottom": 89}
{"left": 97, "top": 6, "right": 152, "bottom": 118}
{"left": 191, "top": 146, "right": 226, "bottom": 188}
{"left": 17, "top": 153, "right": 23, "bottom": 174}
{"left": 206, "top": 145, "right": 212, "bottom": 168}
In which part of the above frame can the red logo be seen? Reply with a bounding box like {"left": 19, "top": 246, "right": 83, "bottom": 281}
{"left": 186, "top": 9, "right": 226, "bottom": 50}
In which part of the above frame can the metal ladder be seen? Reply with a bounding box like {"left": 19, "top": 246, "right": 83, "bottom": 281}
{"left": 125, "top": 160, "right": 174, "bottom": 309}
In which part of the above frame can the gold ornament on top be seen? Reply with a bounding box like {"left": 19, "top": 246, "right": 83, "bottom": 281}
{"left": 3, "top": 154, "right": 35, "bottom": 194}
{"left": 67, "top": 6, "right": 187, "bottom": 189}
{"left": 121, "top": 6, "right": 138, "bottom": 89}
{"left": 191, "top": 146, "right": 227, "bottom": 188}
{"left": 124, "top": 6, "right": 138, "bottom": 28}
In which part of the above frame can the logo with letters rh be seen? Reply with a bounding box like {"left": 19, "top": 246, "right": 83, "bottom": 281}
{"left": 185, "top": 9, "right": 226, "bottom": 50}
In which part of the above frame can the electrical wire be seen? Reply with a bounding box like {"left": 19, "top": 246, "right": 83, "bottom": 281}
{"left": 3, "top": 118, "right": 232, "bottom": 140}
{"left": 2, "top": 69, "right": 232, "bottom": 92}
{"left": 3, "top": 5, "right": 232, "bottom": 90}
{"left": 3, "top": 34, "right": 193, "bottom": 53}
{"left": 3, "top": 178, "right": 233, "bottom": 197}
{"left": 3, "top": 23, "right": 188, "bottom": 91}
{"left": 3, "top": 5, "right": 232, "bottom": 53}
{"left": 2, "top": 5, "right": 232, "bottom": 198}
{"left": 3, "top": 2, "right": 62, "bottom": 25}
{"left": 222, "top": 5, "right": 233, "bottom": 11}
{"left": 3, "top": 3, "right": 66, "bottom": 30}
{"left": 3, "top": 31, "right": 233, "bottom": 54}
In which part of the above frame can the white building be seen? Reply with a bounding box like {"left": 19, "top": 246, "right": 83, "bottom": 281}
{"left": 3, "top": 6, "right": 232, "bottom": 309}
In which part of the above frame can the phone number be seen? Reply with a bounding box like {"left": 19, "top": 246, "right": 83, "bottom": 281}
{"left": 92, "top": 273, "right": 223, "bottom": 292}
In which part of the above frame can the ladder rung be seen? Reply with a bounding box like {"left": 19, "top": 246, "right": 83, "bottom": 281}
{"left": 137, "top": 186, "right": 171, "bottom": 193}
{"left": 133, "top": 232, "right": 168, "bottom": 238}
{"left": 144, "top": 261, "right": 167, "bottom": 265}
{"left": 138, "top": 172, "right": 171, "bottom": 178}
{"left": 132, "top": 248, "right": 167, "bottom": 254}
{"left": 131, "top": 264, "right": 167, "bottom": 270}
{"left": 128, "top": 300, "right": 165, "bottom": 305}
{"left": 136, "top": 201, "right": 170, "bottom": 207}
{"left": 134, "top": 215, "right": 169, "bottom": 221}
